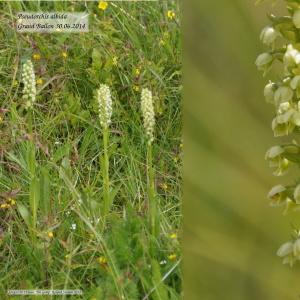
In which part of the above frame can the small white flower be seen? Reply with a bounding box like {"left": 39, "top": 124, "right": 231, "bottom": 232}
{"left": 284, "top": 44, "right": 300, "bottom": 67}
{"left": 265, "top": 145, "right": 290, "bottom": 176}
{"left": 71, "top": 223, "right": 77, "bottom": 230}
{"left": 272, "top": 113, "right": 296, "bottom": 137}
{"left": 255, "top": 52, "right": 273, "bottom": 71}
{"left": 268, "top": 184, "right": 286, "bottom": 198}
{"left": 278, "top": 102, "right": 291, "bottom": 114}
{"left": 159, "top": 260, "right": 167, "bottom": 265}
{"left": 264, "top": 81, "right": 275, "bottom": 103}
{"left": 268, "top": 184, "right": 287, "bottom": 206}
{"left": 290, "top": 76, "right": 300, "bottom": 90}
{"left": 265, "top": 145, "right": 284, "bottom": 160}
{"left": 274, "top": 86, "right": 293, "bottom": 104}
{"left": 260, "top": 26, "right": 279, "bottom": 45}
{"left": 277, "top": 241, "right": 294, "bottom": 257}
{"left": 275, "top": 109, "right": 294, "bottom": 125}
{"left": 293, "top": 9, "right": 300, "bottom": 29}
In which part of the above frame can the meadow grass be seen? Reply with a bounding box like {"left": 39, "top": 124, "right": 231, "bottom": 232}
{"left": 0, "top": 1, "right": 181, "bottom": 299}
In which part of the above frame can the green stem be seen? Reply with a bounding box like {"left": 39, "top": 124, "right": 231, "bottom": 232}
{"left": 147, "top": 143, "right": 158, "bottom": 238}
{"left": 27, "top": 110, "right": 37, "bottom": 243}
{"left": 101, "top": 127, "right": 110, "bottom": 228}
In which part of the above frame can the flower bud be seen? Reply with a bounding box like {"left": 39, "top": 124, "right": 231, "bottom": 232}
{"left": 96, "top": 84, "right": 112, "bottom": 129}
{"left": 265, "top": 145, "right": 284, "bottom": 159}
{"left": 141, "top": 88, "right": 155, "bottom": 144}
{"left": 255, "top": 53, "right": 273, "bottom": 71}
{"left": 277, "top": 241, "right": 294, "bottom": 257}
{"left": 260, "top": 26, "right": 279, "bottom": 45}
{"left": 293, "top": 9, "right": 300, "bottom": 28}
{"left": 264, "top": 82, "right": 275, "bottom": 103}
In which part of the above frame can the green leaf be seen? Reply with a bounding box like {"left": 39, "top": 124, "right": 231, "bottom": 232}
{"left": 53, "top": 144, "right": 71, "bottom": 163}
{"left": 29, "top": 176, "right": 40, "bottom": 229}
{"left": 40, "top": 166, "right": 50, "bottom": 215}
{"left": 151, "top": 259, "right": 169, "bottom": 300}
{"left": 17, "top": 203, "right": 30, "bottom": 227}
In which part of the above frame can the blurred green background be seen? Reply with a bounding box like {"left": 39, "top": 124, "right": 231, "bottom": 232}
{"left": 184, "top": 1, "right": 300, "bottom": 299}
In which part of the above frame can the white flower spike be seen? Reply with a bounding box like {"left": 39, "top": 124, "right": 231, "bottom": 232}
{"left": 22, "top": 59, "right": 36, "bottom": 109}
{"left": 141, "top": 88, "right": 155, "bottom": 144}
{"left": 96, "top": 84, "right": 112, "bottom": 129}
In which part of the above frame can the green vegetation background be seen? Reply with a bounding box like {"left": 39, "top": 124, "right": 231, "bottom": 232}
{"left": 184, "top": 1, "right": 300, "bottom": 300}
{"left": 0, "top": 1, "right": 181, "bottom": 299}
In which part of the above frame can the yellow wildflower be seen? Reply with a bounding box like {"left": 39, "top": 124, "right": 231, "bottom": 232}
{"left": 33, "top": 53, "right": 41, "bottom": 60}
{"left": 112, "top": 56, "right": 118, "bottom": 66}
{"left": 168, "top": 254, "right": 177, "bottom": 261}
{"left": 8, "top": 198, "right": 16, "bottom": 206}
{"left": 161, "top": 183, "right": 168, "bottom": 191}
{"left": 97, "top": 256, "right": 107, "bottom": 265}
{"left": 36, "top": 78, "right": 43, "bottom": 85}
{"left": 62, "top": 52, "right": 68, "bottom": 59}
{"left": 170, "top": 233, "right": 177, "bottom": 239}
{"left": 98, "top": 1, "right": 108, "bottom": 11}
{"left": 159, "top": 39, "right": 165, "bottom": 46}
{"left": 167, "top": 10, "right": 176, "bottom": 20}
{"left": 0, "top": 116, "right": 3, "bottom": 123}
{"left": 135, "top": 68, "right": 141, "bottom": 76}
{"left": 133, "top": 85, "right": 140, "bottom": 92}
{"left": 47, "top": 231, "right": 54, "bottom": 238}
{"left": 163, "top": 32, "right": 170, "bottom": 39}
{"left": 173, "top": 156, "right": 179, "bottom": 163}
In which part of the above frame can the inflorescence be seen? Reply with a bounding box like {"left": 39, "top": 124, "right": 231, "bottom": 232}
{"left": 256, "top": 1, "right": 300, "bottom": 266}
